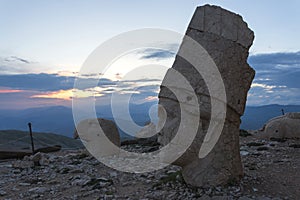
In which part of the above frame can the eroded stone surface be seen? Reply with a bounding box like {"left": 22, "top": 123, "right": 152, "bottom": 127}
{"left": 135, "top": 122, "right": 157, "bottom": 138}
{"left": 261, "top": 112, "right": 300, "bottom": 139}
{"left": 74, "top": 118, "right": 121, "bottom": 156}
{"left": 158, "top": 5, "right": 255, "bottom": 187}
{"left": 189, "top": 5, "right": 254, "bottom": 49}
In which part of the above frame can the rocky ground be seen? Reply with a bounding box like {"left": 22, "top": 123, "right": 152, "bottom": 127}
{"left": 0, "top": 133, "right": 299, "bottom": 200}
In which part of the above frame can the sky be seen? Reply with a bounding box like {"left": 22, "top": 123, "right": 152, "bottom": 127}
{"left": 0, "top": 0, "right": 299, "bottom": 109}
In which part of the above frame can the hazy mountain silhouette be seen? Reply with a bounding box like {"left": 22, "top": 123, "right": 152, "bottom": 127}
{"left": 0, "top": 106, "right": 74, "bottom": 137}
{"left": 1, "top": 103, "right": 299, "bottom": 138}
{"left": 0, "top": 130, "right": 83, "bottom": 151}
{"left": 0, "top": 102, "right": 157, "bottom": 138}
{"left": 241, "top": 104, "right": 300, "bottom": 130}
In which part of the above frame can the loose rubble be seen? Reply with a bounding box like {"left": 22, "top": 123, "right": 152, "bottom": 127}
{"left": 0, "top": 133, "right": 299, "bottom": 199}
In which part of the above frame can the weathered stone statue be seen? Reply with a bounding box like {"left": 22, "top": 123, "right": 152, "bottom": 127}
{"left": 74, "top": 118, "right": 121, "bottom": 156}
{"left": 261, "top": 112, "right": 300, "bottom": 139}
{"left": 158, "top": 5, "right": 255, "bottom": 187}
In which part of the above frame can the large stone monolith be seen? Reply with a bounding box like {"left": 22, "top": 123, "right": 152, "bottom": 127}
{"left": 158, "top": 5, "right": 255, "bottom": 187}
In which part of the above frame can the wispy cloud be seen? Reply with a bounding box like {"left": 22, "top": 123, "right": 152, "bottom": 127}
{"left": 0, "top": 88, "right": 24, "bottom": 93}
{"left": 140, "top": 49, "right": 175, "bottom": 60}
{"left": 247, "top": 51, "right": 300, "bottom": 105}
{"left": 0, "top": 72, "right": 161, "bottom": 109}
{"left": 0, "top": 73, "right": 75, "bottom": 91}
{"left": 251, "top": 83, "right": 287, "bottom": 91}
{"left": 0, "top": 56, "right": 44, "bottom": 74}
{"left": 138, "top": 44, "right": 179, "bottom": 60}
{"left": 31, "top": 89, "right": 74, "bottom": 100}
{"left": 249, "top": 51, "right": 300, "bottom": 68}
{"left": 4, "top": 56, "right": 33, "bottom": 64}
{"left": 0, "top": 51, "right": 299, "bottom": 108}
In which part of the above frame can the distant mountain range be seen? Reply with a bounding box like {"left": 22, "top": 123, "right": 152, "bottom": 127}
{"left": 0, "top": 102, "right": 157, "bottom": 138}
{"left": 0, "top": 106, "right": 75, "bottom": 137}
{"left": 0, "top": 130, "right": 83, "bottom": 151}
{"left": 241, "top": 104, "right": 300, "bottom": 130}
{"left": 0, "top": 103, "right": 299, "bottom": 138}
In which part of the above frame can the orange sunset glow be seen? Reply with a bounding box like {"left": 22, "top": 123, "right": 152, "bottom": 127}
{"left": 31, "top": 89, "right": 74, "bottom": 100}
{"left": 0, "top": 89, "right": 23, "bottom": 93}
{"left": 31, "top": 88, "right": 106, "bottom": 100}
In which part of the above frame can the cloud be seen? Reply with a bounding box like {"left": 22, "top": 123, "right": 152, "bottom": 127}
{"left": 251, "top": 83, "right": 277, "bottom": 90}
{"left": 0, "top": 90, "right": 71, "bottom": 109}
{"left": 0, "top": 73, "right": 75, "bottom": 91}
{"left": 4, "top": 56, "right": 33, "bottom": 64}
{"left": 0, "top": 51, "right": 299, "bottom": 108}
{"left": 138, "top": 44, "right": 179, "bottom": 60}
{"left": 137, "top": 50, "right": 300, "bottom": 106}
{"left": 121, "top": 78, "right": 161, "bottom": 83}
{"left": 140, "top": 49, "right": 175, "bottom": 60}
{"left": 145, "top": 96, "right": 158, "bottom": 101}
{"left": 247, "top": 87, "right": 300, "bottom": 106}
{"left": 0, "top": 72, "right": 162, "bottom": 108}
{"left": 0, "top": 73, "right": 117, "bottom": 92}
{"left": 0, "top": 87, "right": 24, "bottom": 93}
{"left": 31, "top": 89, "right": 74, "bottom": 100}
{"left": 251, "top": 83, "right": 287, "bottom": 92}
{"left": 0, "top": 56, "right": 41, "bottom": 74}
{"left": 0, "top": 73, "right": 161, "bottom": 95}
{"left": 249, "top": 51, "right": 300, "bottom": 68}
{"left": 247, "top": 51, "right": 300, "bottom": 105}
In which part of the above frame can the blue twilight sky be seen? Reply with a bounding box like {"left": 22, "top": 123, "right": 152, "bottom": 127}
{"left": 0, "top": 0, "right": 299, "bottom": 109}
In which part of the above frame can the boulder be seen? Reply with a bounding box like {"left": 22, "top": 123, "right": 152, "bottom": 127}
{"left": 74, "top": 118, "right": 121, "bottom": 156}
{"left": 261, "top": 112, "right": 300, "bottom": 139}
{"left": 30, "top": 152, "right": 50, "bottom": 166}
{"left": 158, "top": 5, "right": 255, "bottom": 187}
{"left": 135, "top": 122, "right": 157, "bottom": 138}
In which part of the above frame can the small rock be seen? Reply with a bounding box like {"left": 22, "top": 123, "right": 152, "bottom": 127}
{"left": 109, "top": 171, "right": 117, "bottom": 178}
{"left": 19, "top": 182, "right": 31, "bottom": 186}
{"left": 12, "top": 160, "right": 34, "bottom": 169}
{"left": 211, "top": 196, "right": 232, "bottom": 200}
{"left": 28, "top": 187, "right": 49, "bottom": 194}
{"left": 30, "top": 152, "right": 50, "bottom": 166}
{"left": 240, "top": 129, "right": 252, "bottom": 137}
{"left": 69, "top": 168, "right": 84, "bottom": 174}
{"left": 289, "top": 144, "right": 300, "bottom": 148}
{"left": 166, "top": 170, "right": 177, "bottom": 174}
{"left": 240, "top": 151, "right": 250, "bottom": 156}
{"left": 31, "top": 152, "right": 42, "bottom": 163}
{"left": 247, "top": 142, "right": 264, "bottom": 147}
{"left": 238, "top": 197, "right": 252, "bottom": 200}
{"left": 270, "top": 138, "right": 287, "bottom": 143}
{"left": 12, "top": 169, "right": 21, "bottom": 174}
{"left": 39, "top": 156, "right": 50, "bottom": 166}
{"left": 72, "top": 178, "right": 90, "bottom": 186}
{"left": 0, "top": 190, "right": 7, "bottom": 196}
{"left": 256, "top": 197, "right": 271, "bottom": 200}
{"left": 257, "top": 146, "right": 269, "bottom": 151}
{"left": 199, "top": 194, "right": 211, "bottom": 200}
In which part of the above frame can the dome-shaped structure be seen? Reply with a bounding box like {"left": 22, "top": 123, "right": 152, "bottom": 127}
{"left": 262, "top": 112, "right": 300, "bottom": 139}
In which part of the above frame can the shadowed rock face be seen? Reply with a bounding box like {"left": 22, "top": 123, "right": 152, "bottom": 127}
{"left": 158, "top": 5, "right": 255, "bottom": 187}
